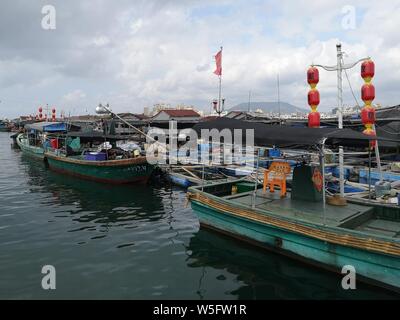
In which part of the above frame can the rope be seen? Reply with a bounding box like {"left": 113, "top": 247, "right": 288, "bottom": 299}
{"left": 341, "top": 56, "right": 361, "bottom": 108}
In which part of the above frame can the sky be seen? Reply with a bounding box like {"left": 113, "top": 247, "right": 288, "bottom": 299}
{"left": 0, "top": 0, "right": 400, "bottom": 118}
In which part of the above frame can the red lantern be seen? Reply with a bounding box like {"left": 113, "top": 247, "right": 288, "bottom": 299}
{"left": 308, "top": 111, "right": 320, "bottom": 128}
{"left": 361, "top": 83, "right": 375, "bottom": 103}
{"left": 307, "top": 89, "right": 320, "bottom": 108}
{"left": 361, "top": 106, "right": 376, "bottom": 126}
{"left": 212, "top": 100, "right": 218, "bottom": 110}
{"left": 363, "top": 128, "right": 376, "bottom": 148}
{"left": 52, "top": 108, "right": 56, "bottom": 114}
{"left": 38, "top": 107, "right": 43, "bottom": 113}
{"left": 361, "top": 60, "right": 375, "bottom": 82}
{"left": 39, "top": 113, "right": 43, "bottom": 119}
{"left": 307, "top": 67, "right": 319, "bottom": 88}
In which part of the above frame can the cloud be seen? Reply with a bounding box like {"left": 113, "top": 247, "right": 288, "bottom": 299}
{"left": 0, "top": 0, "right": 399, "bottom": 118}
{"left": 62, "top": 89, "right": 87, "bottom": 103}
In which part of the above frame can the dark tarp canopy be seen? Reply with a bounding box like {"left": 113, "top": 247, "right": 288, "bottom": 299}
{"left": 66, "top": 130, "right": 144, "bottom": 143}
{"left": 192, "top": 118, "right": 399, "bottom": 149}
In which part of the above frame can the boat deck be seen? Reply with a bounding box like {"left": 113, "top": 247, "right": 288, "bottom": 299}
{"left": 223, "top": 189, "right": 378, "bottom": 229}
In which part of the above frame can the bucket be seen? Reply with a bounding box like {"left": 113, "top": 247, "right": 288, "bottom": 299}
{"left": 50, "top": 139, "right": 59, "bottom": 149}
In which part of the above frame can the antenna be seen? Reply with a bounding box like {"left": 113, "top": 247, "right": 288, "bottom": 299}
{"left": 277, "top": 74, "right": 281, "bottom": 124}
{"left": 248, "top": 90, "right": 251, "bottom": 112}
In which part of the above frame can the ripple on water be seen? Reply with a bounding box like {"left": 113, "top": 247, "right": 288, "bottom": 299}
{"left": 0, "top": 133, "right": 398, "bottom": 299}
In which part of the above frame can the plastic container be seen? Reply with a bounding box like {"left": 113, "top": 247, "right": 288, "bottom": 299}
{"left": 268, "top": 148, "right": 281, "bottom": 158}
{"left": 50, "top": 139, "right": 59, "bottom": 149}
{"left": 84, "top": 152, "right": 107, "bottom": 161}
{"left": 375, "top": 181, "right": 391, "bottom": 198}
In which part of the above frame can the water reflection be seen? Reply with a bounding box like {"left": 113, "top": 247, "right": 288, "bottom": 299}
{"left": 18, "top": 153, "right": 165, "bottom": 223}
{"left": 187, "top": 228, "right": 399, "bottom": 299}
{"left": 4, "top": 138, "right": 398, "bottom": 299}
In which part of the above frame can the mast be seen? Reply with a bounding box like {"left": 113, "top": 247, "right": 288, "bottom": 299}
{"left": 218, "top": 46, "right": 223, "bottom": 116}
{"left": 337, "top": 43, "right": 345, "bottom": 197}
{"left": 313, "top": 43, "right": 369, "bottom": 198}
{"left": 277, "top": 74, "right": 281, "bottom": 124}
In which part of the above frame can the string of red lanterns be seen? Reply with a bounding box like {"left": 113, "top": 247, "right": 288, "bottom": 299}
{"left": 360, "top": 59, "right": 376, "bottom": 148}
{"left": 38, "top": 107, "right": 43, "bottom": 120}
{"left": 307, "top": 66, "right": 320, "bottom": 128}
{"left": 52, "top": 108, "right": 56, "bottom": 121}
{"left": 37, "top": 106, "right": 57, "bottom": 121}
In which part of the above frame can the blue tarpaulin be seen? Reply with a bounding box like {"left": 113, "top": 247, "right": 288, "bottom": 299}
{"left": 25, "top": 122, "right": 68, "bottom": 132}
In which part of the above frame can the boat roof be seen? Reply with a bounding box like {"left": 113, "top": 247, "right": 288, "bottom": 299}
{"left": 66, "top": 130, "right": 144, "bottom": 142}
{"left": 192, "top": 118, "right": 399, "bottom": 148}
{"left": 25, "top": 122, "right": 71, "bottom": 132}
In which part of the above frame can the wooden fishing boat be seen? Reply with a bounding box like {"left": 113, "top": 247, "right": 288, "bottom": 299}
{"left": 16, "top": 133, "right": 45, "bottom": 159}
{"left": 45, "top": 151, "right": 154, "bottom": 184}
{"left": 15, "top": 122, "right": 74, "bottom": 160}
{"left": 188, "top": 118, "right": 400, "bottom": 292}
{"left": 0, "top": 120, "right": 11, "bottom": 132}
{"left": 166, "top": 165, "right": 235, "bottom": 188}
{"left": 188, "top": 178, "right": 400, "bottom": 292}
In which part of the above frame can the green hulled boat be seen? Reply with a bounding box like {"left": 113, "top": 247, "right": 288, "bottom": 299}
{"left": 16, "top": 122, "right": 73, "bottom": 160}
{"left": 16, "top": 133, "right": 45, "bottom": 159}
{"left": 0, "top": 120, "right": 11, "bottom": 132}
{"left": 45, "top": 151, "right": 154, "bottom": 184}
{"left": 188, "top": 118, "right": 400, "bottom": 292}
{"left": 188, "top": 176, "right": 400, "bottom": 292}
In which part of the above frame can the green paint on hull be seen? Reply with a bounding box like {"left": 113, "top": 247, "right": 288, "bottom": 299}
{"left": 16, "top": 134, "right": 44, "bottom": 160}
{"left": 190, "top": 195, "right": 400, "bottom": 292}
{"left": 46, "top": 154, "right": 154, "bottom": 184}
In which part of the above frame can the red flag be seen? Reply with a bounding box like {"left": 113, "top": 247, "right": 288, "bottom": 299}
{"left": 213, "top": 49, "right": 222, "bottom": 76}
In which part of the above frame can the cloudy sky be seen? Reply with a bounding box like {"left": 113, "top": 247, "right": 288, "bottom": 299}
{"left": 0, "top": 0, "right": 399, "bottom": 118}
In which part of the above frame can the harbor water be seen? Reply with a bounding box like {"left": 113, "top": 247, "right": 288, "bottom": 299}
{"left": 0, "top": 132, "right": 398, "bottom": 299}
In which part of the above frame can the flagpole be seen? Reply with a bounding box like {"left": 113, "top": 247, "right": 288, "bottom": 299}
{"left": 218, "top": 46, "right": 223, "bottom": 116}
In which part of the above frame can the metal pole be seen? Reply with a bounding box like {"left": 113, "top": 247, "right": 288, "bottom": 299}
{"left": 218, "top": 46, "right": 223, "bottom": 116}
{"left": 252, "top": 148, "right": 260, "bottom": 209}
{"left": 321, "top": 139, "right": 327, "bottom": 225}
{"left": 277, "top": 73, "right": 281, "bottom": 124}
{"left": 202, "top": 162, "right": 205, "bottom": 192}
{"left": 337, "top": 43, "right": 345, "bottom": 197}
{"left": 248, "top": 90, "right": 251, "bottom": 112}
{"left": 372, "top": 124, "right": 383, "bottom": 182}
{"left": 368, "top": 148, "right": 372, "bottom": 200}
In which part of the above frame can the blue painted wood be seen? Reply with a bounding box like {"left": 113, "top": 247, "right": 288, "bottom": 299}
{"left": 169, "top": 174, "right": 192, "bottom": 188}
{"left": 190, "top": 199, "right": 400, "bottom": 291}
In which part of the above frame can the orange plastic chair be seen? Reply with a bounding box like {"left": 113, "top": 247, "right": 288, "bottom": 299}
{"left": 263, "top": 161, "right": 291, "bottom": 197}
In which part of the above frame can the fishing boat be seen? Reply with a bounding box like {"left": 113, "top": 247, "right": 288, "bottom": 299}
{"left": 165, "top": 165, "right": 234, "bottom": 188}
{"left": 188, "top": 118, "right": 400, "bottom": 292}
{"left": 15, "top": 122, "right": 73, "bottom": 160}
{"left": 45, "top": 152, "right": 154, "bottom": 184}
{"left": 0, "top": 120, "right": 11, "bottom": 132}
{"left": 44, "top": 131, "right": 154, "bottom": 184}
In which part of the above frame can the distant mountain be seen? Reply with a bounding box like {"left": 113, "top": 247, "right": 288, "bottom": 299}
{"left": 229, "top": 101, "right": 307, "bottom": 114}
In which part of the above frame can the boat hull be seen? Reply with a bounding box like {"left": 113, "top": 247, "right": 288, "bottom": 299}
{"left": 45, "top": 153, "right": 154, "bottom": 184}
{"left": 189, "top": 193, "right": 400, "bottom": 292}
{"left": 15, "top": 134, "right": 45, "bottom": 160}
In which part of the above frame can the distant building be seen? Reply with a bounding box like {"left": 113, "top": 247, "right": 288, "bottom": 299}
{"left": 151, "top": 109, "right": 201, "bottom": 121}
